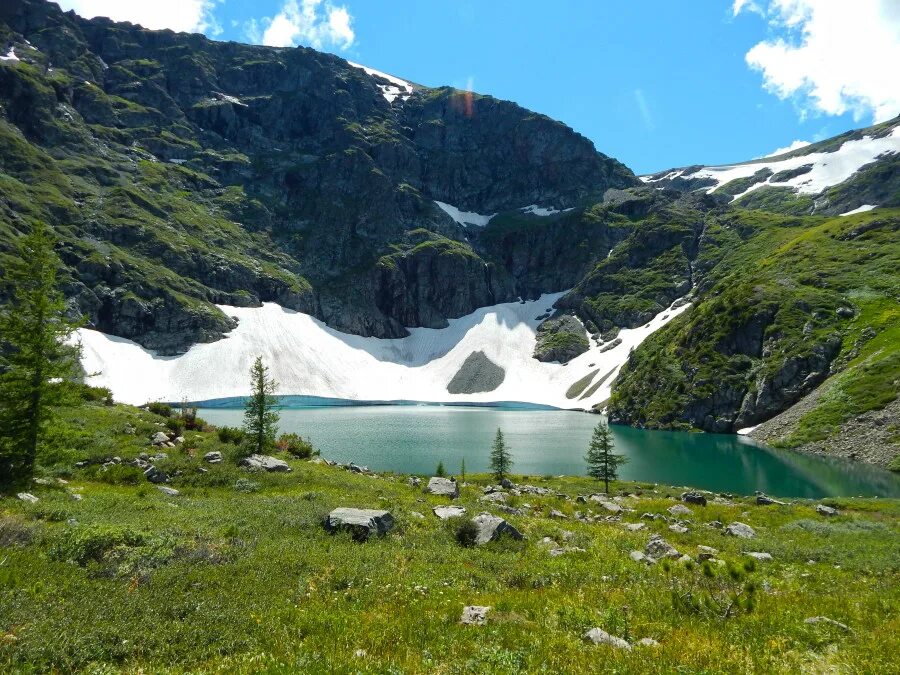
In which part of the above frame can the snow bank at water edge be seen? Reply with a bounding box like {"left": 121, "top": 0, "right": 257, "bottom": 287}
{"left": 642, "top": 126, "right": 900, "bottom": 202}
{"left": 78, "top": 294, "right": 691, "bottom": 410}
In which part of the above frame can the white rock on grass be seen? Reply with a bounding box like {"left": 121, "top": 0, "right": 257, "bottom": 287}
{"left": 636, "top": 638, "right": 660, "bottom": 647}
{"left": 745, "top": 551, "right": 773, "bottom": 561}
{"left": 203, "top": 451, "right": 223, "bottom": 464}
{"left": 157, "top": 486, "right": 180, "bottom": 497}
{"left": 724, "top": 522, "right": 757, "bottom": 538}
{"left": 697, "top": 545, "right": 719, "bottom": 561}
{"left": 668, "top": 504, "right": 692, "bottom": 517}
{"left": 471, "top": 512, "right": 523, "bottom": 545}
{"left": 426, "top": 477, "right": 459, "bottom": 498}
{"left": 815, "top": 504, "right": 838, "bottom": 517}
{"left": 460, "top": 605, "right": 490, "bottom": 625}
{"left": 324, "top": 508, "right": 395, "bottom": 540}
{"left": 433, "top": 505, "right": 467, "bottom": 520}
{"left": 669, "top": 524, "right": 689, "bottom": 534}
{"left": 645, "top": 534, "right": 680, "bottom": 560}
{"left": 584, "top": 628, "right": 631, "bottom": 650}
{"left": 16, "top": 492, "right": 39, "bottom": 504}
{"left": 804, "top": 616, "right": 850, "bottom": 631}
{"left": 239, "top": 454, "right": 291, "bottom": 472}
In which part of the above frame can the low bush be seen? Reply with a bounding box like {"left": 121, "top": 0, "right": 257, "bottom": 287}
{"left": 147, "top": 402, "right": 172, "bottom": 417}
{"left": 276, "top": 433, "right": 316, "bottom": 459}
{"left": 217, "top": 426, "right": 245, "bottom": 444}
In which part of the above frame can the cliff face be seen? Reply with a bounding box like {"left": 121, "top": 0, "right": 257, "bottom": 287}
{"left": 0, "top": 0, "right": 636, "bottom": 350}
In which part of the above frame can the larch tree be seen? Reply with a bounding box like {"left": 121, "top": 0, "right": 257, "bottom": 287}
{"left": 0, "top": 222, "right": 81, "bottom": 484}
{"left": 585, "top": 421, "right": 628, "bottom": 493}
{"left": 243, "top": 356, "right": 279, "bottom": 455}
{"left": 489, "top": 427, "right": 512, "bottom": 482}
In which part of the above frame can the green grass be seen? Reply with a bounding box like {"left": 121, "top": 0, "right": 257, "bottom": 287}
{"left": 0, "top": 400, "right": 898, "bottom": 672}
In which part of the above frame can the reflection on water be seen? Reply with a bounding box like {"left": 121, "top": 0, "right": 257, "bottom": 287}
{"left": 197, "top": 406, "right": 900, "bottom": 498}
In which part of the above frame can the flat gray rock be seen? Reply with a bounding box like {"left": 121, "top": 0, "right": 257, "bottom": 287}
{"left": 472, "top": 512, "right": 523, "bottom": 545}
{"left": 681, "top": 491, "right": 707, "bottom": 506}
{"left": 426, "top": 477, "right": 459, "bottom": 498}
{"left": 645, "top": 534, "right": 680, "bottom": 560}
{"left": 460, "top": 605, "right": 490, "bottom": 625}
{"left": 584, "top": 628, "right": 631, "bottom": 650}
{"left": 157, "top": 486, "right": 180, "bottom": 497}
{"left": 324, "top": 508, "right": 395, "bottom": 540}
{"left": 805, "top": 616, "right": 850, "bottom": 631}
{"left": 433, "top": 505, "right": 467, "bottom": 520}
{"left": 203, "top": 451, "right": 223, "bottom": 464}
{"left": 16, "top": 492, "right": 39, "bottom": 504}
{"left": 745, "top": 551, "right": 773, "bottom": 561}
{"left": 239, "top": 454, "right": 291, "bottom": 472}
{"left": 150, "top": 431, "right": 169, "bottom": 445}
{"left": 815, "top": 504, "right": 838, "bottom": 517}
{"left": 668, "top": 504, "right": 692, "bottom": 517}
{"left": 724, "top": 522, "right": 757, "bottom": 538}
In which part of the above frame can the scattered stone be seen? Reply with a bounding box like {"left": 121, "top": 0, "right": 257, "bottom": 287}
{"left": 480, "top": 492, "right": 508, "bottom": 504}
{"left": 708, "top": 520, "right": 724, "bottom": 529}
{"left": 239, "top": 454, "right": 291, "bottom": 472}
{"left": 460, "top": 605, "right": 490, "bottom": 626}
{"left": 724, "top": 522, "right": 756, "bottom": 538}
{"left": 816, "top": 504, "right": 838, "bottom": 517}
{"left": 549, "top": 509, "right": 568, "bottom": 519}
{"left": 157, "top": 486, "right": 180, "bottom": 497}
{"left": 471, "top": 512, "right": 524, "bottom": 545}
{"left": 590, "top": 496, "right": 622, "bottom": 513}
{"left": 426, "top": 477, "right": 459, "bottom": 498}
{"left": 641, "top": 512, "right": 661, "bottom": 521}
{"left": 756, "top": 494, "right": 786, "bottom": 506}
{"left": 407, "top": 476, "right": 421, "bottom": 488}
{"left": 645, "top": 534, "right": 680, "bottom": 560}
{"left": 681, "top": 491, "right": 707, "bottom": 506}
{"left": 16, "top": 492, "right": 39, "bottom": 504}
{"left": 576, "top": 495, "right": 587, "bottom": 504}
{"left": 629, "top": 550, "right": 650, "bottom": 563}
{"left": 144, "top": 466, "right": 168, "bottom": 484}
{"left": 324, "top": 508, "right": 395, "bottom": 540}
{"left": 409, "top": 511, "right": 425, "bottom": 520}
{"left": 549, "top": 546, "right": 585, "bottom": 557}
{"left": 150, "top": 452, "right": 168, "bottom": 462}
{"left": 174, "top": 436, "right": 185, "bottom": 445}
{"left": 583, "top": 628, "right": 631, "bottom": 650}
{"left": 668, "top": 504, "right": 692, "bottom": 517}
{"left": 69, "top": 492, "right": 83, "bottom": 502}
{"left": 697, "top": 545, "right": 719, "bottom": 561}
{"left": 669, "top": 523, "right": 689, "bottom": 534}
{"left": 150, "top": 431, "right": 169, "bottom": 445}
{"left": 433, "top": 505, "right": 467, "bottom": 520}
{"left": 203, "top": 451, "right": 223, "bottom": 464}
{"left": 745, "top": 551, "right": 773, "bottom": 561}
{"left": 500, "top": 478, "right": 514, "bottom": 489}
{"left": 636, "top": 638, "right": 660, "bottom": 647}
{"left": 353, "top": 649, "right": 367, "bottom": 658}
{"left": 625, "top": 522, "right": 645, "bottom": 532}
{"left": 804, "top": 616, "right": 850, "bottom": 631}
{"left": 677, "top": 554, "right": 693, "bottom": 564}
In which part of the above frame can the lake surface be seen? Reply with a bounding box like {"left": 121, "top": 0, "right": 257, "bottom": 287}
{"left": 197, "top": 405, "right": 900, "bottom": 498}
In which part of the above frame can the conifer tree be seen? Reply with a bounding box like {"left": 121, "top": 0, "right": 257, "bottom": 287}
{"left": 0, "top": 222, "right": 81, "bottom": 483}
{"left": 489, "top": 427, "right": 512, "bottom": 482}
{"left": 435, "top": 460, "right": 446, "bottom": 477}
{"left": 460, "top": 457, "right": 466, "bottom": 482}
{"left": 243, "top": 356, "right": 279, "bottom": 455}
{"left": 585, "top": 421, "right": 628, "bottom": 493}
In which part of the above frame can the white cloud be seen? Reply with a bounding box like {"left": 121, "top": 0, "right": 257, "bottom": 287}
{"left": 735, "top": 0, "right": 900, "bottom": 123}
{"left": 253, "top": 0, "right": 355, "bottom": 50}
{"left": 761, "top": 139, "right": 810, "bottom": 157}
{"left": 57, "top": 0, "right": 221, "bottom": 35}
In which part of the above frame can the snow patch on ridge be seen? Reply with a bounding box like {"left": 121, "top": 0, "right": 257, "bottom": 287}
{"left": 434, "top": 201, "right": 495, "bottom": 227}
{"left": 0, "top": 48, "right": 19, "bottom": 62}
{"left": 78, "top": 294, "right": 691, "bottom": 410}
{"left": 347, "top": 61, "right": 413, "bottom": 103}
{"left": 643, "top": 127, "right": 900, "bottom": 202}
{"left": 839, "top": 204, "right": 877, "bottom": 216}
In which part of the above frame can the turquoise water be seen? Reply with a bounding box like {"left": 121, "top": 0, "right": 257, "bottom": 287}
{"left": 197, "top": 405, "right": 900, "bottom": 498}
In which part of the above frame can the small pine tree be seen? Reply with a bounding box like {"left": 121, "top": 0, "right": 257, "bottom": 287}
{"left": 435, "top": 460, "right": 446, "bottom": 477}
{"left": 0, "top": 222, "right": 81, "bottom": 484}
{"left": 585, "top": 421, "right": 628, "bottom": 493}
{"left": 489, "top": 428, "right": 512, "bottom": 482}
{"left": 243, "top": 356, "right": 279, "bottom": 455}
{"left": 460, "top": 457, "right": 466, "bottom": 482}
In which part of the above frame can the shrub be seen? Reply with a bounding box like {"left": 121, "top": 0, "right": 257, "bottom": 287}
{"left": 0, "top": 516, "right": 34, "bottom": 547}
{"left": 147, "top": 401, "right": 172, "bottom": 417}
{"left": 92, "top": 464, "right": 145, "bottom": 486}
{"left": 50, "top": 525, "right": 149, "bottom": 566}
{"left": 276, "top": 433, "right": 316, "bottom": 459}
{"left": 217, "top": 426, "right": 245, "bottom": 444}
{"left": 435, "top": 461, "right": 447, "bottom": 477}
{"left": 456, "top": 519, "right": 479, "bottom": 547}
{"left": 165, "top": 417, "right": 185, "bottom": 436}
{"left": 234, "top": 478, "right": 260, "bottom": 493}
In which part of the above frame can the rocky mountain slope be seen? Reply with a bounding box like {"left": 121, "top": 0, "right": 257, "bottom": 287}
{"left": 1, "top": 1, "right": 898, "bottom": 466}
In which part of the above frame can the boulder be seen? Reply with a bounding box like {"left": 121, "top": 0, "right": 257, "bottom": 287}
{"left": 625, "top": 522, "right": 645, "bottom": 531}
{"left": 143, "top": 466, "right": 168, "bottom": 484}
{"left": 745, "top": 551, "right": 772, "bottom": 561}
{"left": 433, "top": 505, "right": 467, "bottom": 520}
{"left": 756, "top": 494, "right": 786, "bottom": 506}
{"left": 460, "top": 605, "right": 490, "bottom": 626}
{"left": 668, "top": 504, "right": 692, "bottom": 517}
{"left": 16, "top": 492, "right": 39, "bottom": 504}
{"left": 549, "top": 509, "right": 568, "bottom": 519}
{"left": 239, "top": 454, "right": 291, "bottom": 472}
{"left": 203, "top": 451, "right": 223, "bottom": 464}
{"left": 471, "top": 512, "right": 523, "bottom": 545}
{"left": 669, "top": 524, "right": 689, "bottom": 534}
{"left": 681, "top": 491, "right": 707, "bottom": 506}
{"left": 480, "top": 492, "right": 508, "bottom": 504}
{"left": 724, "top": 522, "right": 756, "bottom": 538}
{"left": 151, "top": 431, "right": 169, "bottom": 445}
{"left": 426, "top": 477, "right": 459, "bottom": 498}
{"left": 324, "top": 508, "right": 395, "bottom": 540}
{"left": 157, "top": 486, "right": 180, "bottom": 497}
{"left": 815, "top": 504, "right": 838, "bottom": 517}
{"left": 590, "top": 496, "right": 622, "bottom": 513}
{"left": 407, "top": 476, "right": 421, "bottom": 488}
{"left": 500, "top": 478, "right": 514, "bottom": 489}
{"left": 645, "top": 534, "right": 680, "bottom": 560}
{"left": 583, "top": 628, "right": 631, "bottom": 650}
{"left": 697, "top": 545, "right": 719, "bottom": 561}
{"left": 629, "top": 550, "right": 650, "bottom": 563}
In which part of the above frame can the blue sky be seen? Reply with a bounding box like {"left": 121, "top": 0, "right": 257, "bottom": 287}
{"left": 59, "top": 1, "right": 900, "bottom": 175}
